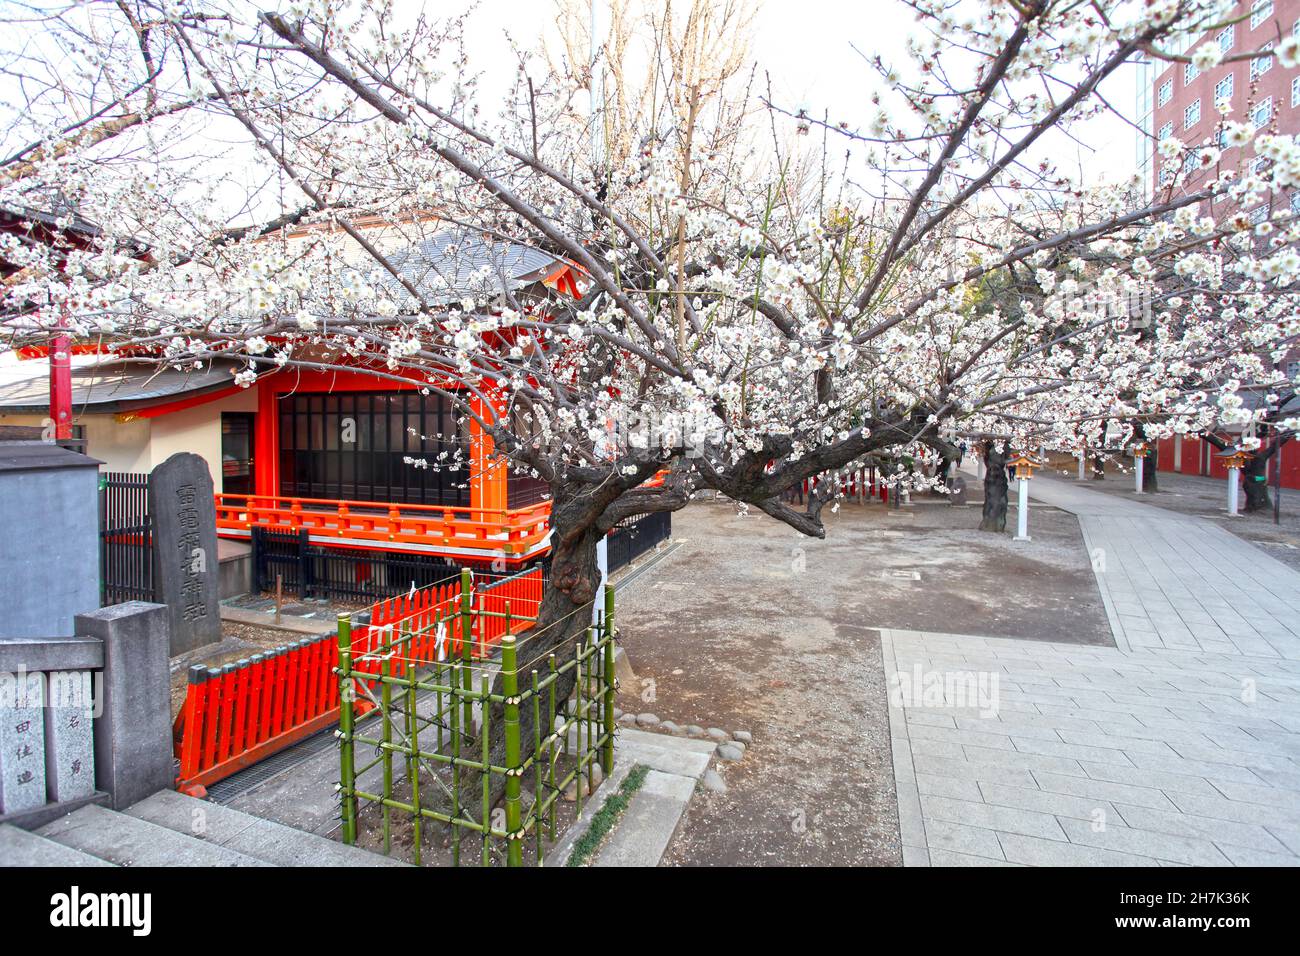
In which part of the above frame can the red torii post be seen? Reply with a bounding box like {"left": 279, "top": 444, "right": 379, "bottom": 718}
{"left": 49, "top": 315, "right": 72, "bottom": 442}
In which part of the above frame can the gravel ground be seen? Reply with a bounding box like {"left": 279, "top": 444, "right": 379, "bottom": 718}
{"left": 613, "top": 495, "right": 1111, "bottom": 866}
{"left": 1040, "top": 456, "right": 1300, "bottom": 573}
{"left": 168, "top": 620, "right": 315, "bottom": 718}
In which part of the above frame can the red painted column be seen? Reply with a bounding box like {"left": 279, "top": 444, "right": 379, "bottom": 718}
{"left": 49, "top": 331, "right": 72, "bottom": 441}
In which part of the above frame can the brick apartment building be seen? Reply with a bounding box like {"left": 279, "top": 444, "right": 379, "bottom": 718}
{"left": 1142, "top": 0, "right": 1300, "bottom": 489}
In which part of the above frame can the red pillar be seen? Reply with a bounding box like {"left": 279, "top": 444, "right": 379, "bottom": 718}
{"left": 49, "top": 332, "right": 72, "bottom": 441}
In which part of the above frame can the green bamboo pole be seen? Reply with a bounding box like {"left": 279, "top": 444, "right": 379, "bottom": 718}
{"left": 450, "top": 658, "right": 461, "bottom": 867}
{"left": 460, "top": 568, "right": 474, "bottom": 733}
{"left": 574, "top": 637, "right": 585, "bottom": 819}
{"left": 480, "top": 673, "right": 491, "bottom": 866}
{"left": 547, "top": 653, "right": 558, "bottom": 839}
{"left": 531, "top": 669, "right": 543, "bottom": 865}
{"left": 380, "top": 650, "right": 392, "bottom": 856}
{"left": 502, "top": 635, "right": 522, "bottom": 867}
{"left": 602, "top": 584, "right": 616, "bottom": 774}
{"left": 407, "top": 651, "right": 422, "bottom": 866}
{"left": 336, "top": 614, "right": 357, "bottom": 845}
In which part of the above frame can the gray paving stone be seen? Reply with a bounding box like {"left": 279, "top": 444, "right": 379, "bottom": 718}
{"left": 1055, "top": 817, "right": 1232, "bottom": 866}
{"left": 919, "top": 794, "right": 1067, "bottom": 841}
{"left": 997, "top": 831, "right": 1156, "bottom": 867}
{"left": 924, "top": 820, "right": 1006, "bottom": 860}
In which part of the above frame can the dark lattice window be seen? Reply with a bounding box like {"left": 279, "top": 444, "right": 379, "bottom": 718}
{"left": 278, "top": 391, "right": 470, "bottom": 506}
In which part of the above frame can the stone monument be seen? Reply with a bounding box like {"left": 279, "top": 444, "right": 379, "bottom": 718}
{"left": 149, "top": 452, "right": 222, "bottom": 654}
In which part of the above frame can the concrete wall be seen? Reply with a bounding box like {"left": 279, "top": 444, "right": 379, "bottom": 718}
{"left": 147, "top": 390, "right": 256, "bottom": 492}
{"left": 0, "top": 388, "right": 256, "bottom": 490}
{"left": 0, "top": 411, "right": 151, "bottom": 473}
{"left": 0, "top": 459, "right": 101, "bottom": 639}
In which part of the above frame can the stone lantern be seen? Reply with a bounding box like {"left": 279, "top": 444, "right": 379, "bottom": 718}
{"left": 1131, "top": 442, "right": 1149, "bottom": 494}
{"left": 1007, "top": 452, "right": 1044, "bottom": 541}
{"left": 1214, "top": 447, "right": 1253, "bottom": 517}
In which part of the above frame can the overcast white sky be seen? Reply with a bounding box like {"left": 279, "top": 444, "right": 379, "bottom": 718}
{"left": 460, "top": 0, "right": 1147, "bottom": 186}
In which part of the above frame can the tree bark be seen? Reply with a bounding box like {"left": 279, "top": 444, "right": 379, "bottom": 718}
{"left": 980, "top": 442, "right": 1008, "bottom": 532}
{"left": 1091, "top": 454, "right": 1106, "bottom": 479}
{"left": 1242, "top": 446, "right": 1275, "bottom": 512}
{"left": 1142, "top": 448, "right": 1159, "bottom": 492}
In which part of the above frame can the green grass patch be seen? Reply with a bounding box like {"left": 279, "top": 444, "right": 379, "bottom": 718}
{"left": 565, "top": 764, "right": 649, "bottom": 867}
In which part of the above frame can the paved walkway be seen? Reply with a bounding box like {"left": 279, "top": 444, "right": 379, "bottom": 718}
{"left": 887, "top": 474, "right": 1300, "bottom": 866}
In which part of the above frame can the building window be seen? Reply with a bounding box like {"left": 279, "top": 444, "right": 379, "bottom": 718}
{"left": 1251, "top": 44, "right": 1273, "bottom": 80}
{"left": 1158, "top": 79, "right": 1173, "bottom": 107}
{"left": 1183, "top": 148, "right": 1202, "bottom": 175}
{"left": 1253, "top": 96, "right": 1273, "bottom": 128}
{"left": 1184, "top": 98, "right": 1201, "bottom": 129}
{"left": 1158, "top": 121, "right": 1173, "bottom": 142}
{"left": 1250, "top": 205, "right": 1269, "bottom": 225}
{"left": 1290, "top": 192, "right": 1300, "bottom": 214}
{"left": 1252, "top": 1, "right": 1274, "bottom": 30}
{"left": 1293, "top": 75, "right": 1300, "bottom": 108}
{"left": 277, "top": 391, "right": 471, "bottom": 507}
{"left": 1219, "top": 25, "right": 1235, "bottom": 54}
{"left": 1215, "top": 73, "right": 1234, "bottom": 104}
{"left": 1184, "top": 60, "right": 1199, "bottom": 85}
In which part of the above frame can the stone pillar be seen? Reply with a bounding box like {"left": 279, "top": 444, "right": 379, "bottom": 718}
{"left": 1227, "top": 465, "right": 1241, "bottom": 517}
{"left": 592, "top": 536, "right": 609, "bottom": 629}
{"left": 1014, "top": 478, "right": 1031, "bottom": 542}
{"left": 0, "top": 670, "right": 46, "bottom": 814}
{"left": 149, "top": 452, "right": 222, "bottom": 654}
{"left": 1077, "top": 453, "right": 1086, "bottom": 481}
{"left": 75, "top": 602, "right": 173, "bottom": 810}
{"left": 44, "top": 670, "right": 95, "bottom": 803}
{"left": 1134, "top": 454, "right": 1145, "bottom": 494}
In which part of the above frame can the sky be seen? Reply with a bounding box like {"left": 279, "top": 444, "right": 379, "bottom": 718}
{"left": 460, "top": 0, "right": 1148, "bottom": 187}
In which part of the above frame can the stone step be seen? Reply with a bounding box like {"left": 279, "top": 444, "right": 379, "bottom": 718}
{"left": 126, "top": 790, "right": 409, "bottom": 867}
{"left": 37, "top": 804, "right": 269, "bottom": 867}
{"left": 0, "top": 823, "right": 117, "bottom": 867}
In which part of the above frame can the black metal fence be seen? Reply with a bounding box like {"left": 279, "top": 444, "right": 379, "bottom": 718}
{"left": 250, "top": 527, "right": 464, "bottom": 602}
{"left": 607, "top": 510, "right": 671, "bottom": 574}
{"left": 99, "top": 471, "right": 155, "bottom": 605}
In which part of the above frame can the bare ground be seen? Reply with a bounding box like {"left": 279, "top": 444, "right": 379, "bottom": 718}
{"left": 168, "top": 620, "right": 320, "bottom": 719}
{"left": 613, "top": 496, "right": 1111, "bottom": 866}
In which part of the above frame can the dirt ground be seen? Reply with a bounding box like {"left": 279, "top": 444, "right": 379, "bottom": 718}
{"left": 1042, "top": 455, "right": 1300, "bottom": 573}
{"left": 613, "top": 496, "right": 1111, "bottom": 866}
{"left": 168, "top": 620, "right": 319, "bottom": 719}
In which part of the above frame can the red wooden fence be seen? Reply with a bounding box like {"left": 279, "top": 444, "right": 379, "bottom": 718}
{"left": 172, "top": 566, "right": 545, "bottom": 793}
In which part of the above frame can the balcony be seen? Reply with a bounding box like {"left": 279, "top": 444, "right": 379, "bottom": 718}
{"left": 214, "top": 493, "right": 552, "bottom": 565}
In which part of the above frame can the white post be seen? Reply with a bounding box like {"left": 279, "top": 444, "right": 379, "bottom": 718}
{"left": 977, "top": 455, "right": 986, "bottom": 480}
{"left": 592, "top": 535, "right": 609, "bottom": 627}
{"left": 1134, "top": 453, "right": 1145, "bottom": 494}
{"left": 1227, "top": 466, "right": 1241, "bottom": 517}
{"left": 1015, "top": 477, "right": 1031, "bottom": 541}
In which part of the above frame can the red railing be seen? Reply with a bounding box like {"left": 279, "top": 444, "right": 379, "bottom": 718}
{"left": 214, "top": 492, "right": 552, "bottom": 562}
{"left": 172, "top": 566, "right": 545, "bottom": 793}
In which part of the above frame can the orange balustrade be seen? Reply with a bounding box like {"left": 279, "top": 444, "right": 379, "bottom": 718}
{"left": 214, "top": 492, "right": 553, "bottom": 564}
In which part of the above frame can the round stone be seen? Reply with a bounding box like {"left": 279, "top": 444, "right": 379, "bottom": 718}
{"left": 706, "top": 727, "right": 730, "bottom": 742}
{"left": 717, "top": 743, "right": 744, "bottom": 761}
{"left": 732, "top": 730, "right": 753, "bottom": 744}
{"left": 686, "top": 725, "right": 706, "bottom": 738}
{"left": 589, "top": 763, "right": 604, "bottom": 787}
{"left": 727, "top": 740, "right": 747, "bottom": 755}
{"left": 617, "top": 713, "right": 637, "bottom": 727}
{"left": 613, "top": 707, "right": 624, "bottom": 719}
{"left": 660, "top": 721, "right": 681, "bottom": 735}
{"left": 636, "top": 713, "right": 660, "bottom": 727}
{"left": 701, "top": 770, "right": 727, "bottom": 793}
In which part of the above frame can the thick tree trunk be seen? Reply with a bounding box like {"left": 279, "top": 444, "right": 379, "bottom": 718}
{"left": 980, "top": 443, "right": 1008, "bottom": 533}
{"left": 1242, "top": 450, "right": 1272, "bottom": 512}
{"left": 1142, "top": 449, "right": 1159, "bottom": 492}
{"left": 1091, "top": 454, "right": 1106, "bottom": 479}
{"left": 437, "top": 485, "right": 603, "bottom": 819}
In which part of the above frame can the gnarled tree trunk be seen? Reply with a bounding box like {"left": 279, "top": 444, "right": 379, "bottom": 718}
{"left": 1242, "top": 446, "right": 1275, "bottom": 512}
{"left": 980, "top": 442, "right": 1008, "bottom": 533}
